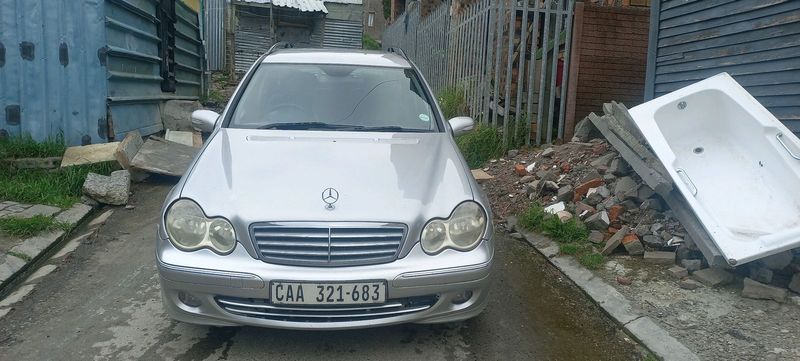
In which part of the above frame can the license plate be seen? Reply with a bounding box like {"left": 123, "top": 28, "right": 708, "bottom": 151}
{"left": 270, "top": 281, "right": 387, "bottom": 305}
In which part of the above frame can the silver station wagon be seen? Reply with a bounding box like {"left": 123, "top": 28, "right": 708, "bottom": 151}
{"left": 156, "top": 46, "right": 494, "bottom": 330}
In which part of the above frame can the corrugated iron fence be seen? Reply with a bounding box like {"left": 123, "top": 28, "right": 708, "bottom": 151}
{"left": 204, "top": 0, "right": 226, "bottom": 71}
{"left": 383, "top": 0, "right": 575, "bottom": 146}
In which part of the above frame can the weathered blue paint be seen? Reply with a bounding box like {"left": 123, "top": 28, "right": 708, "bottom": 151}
{"left": 1, "top": 0, "right": 205, "bottom": 145}
{"left": 645, "top": 0, "right": 800, "bottom": 133}
{"left": 0, "top": 0, "right": 108, "bottom": 145}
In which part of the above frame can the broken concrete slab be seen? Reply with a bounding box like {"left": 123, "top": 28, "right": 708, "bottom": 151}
{"left": 54, "top": 203, "right": 93, "bottom": 225}
{"left": 748, "top": 264, "right": 774, "bottom": 284}
{"left": 556, "top": 185, "right": 574, "bottom": 202}
{"left": 23, "top": 264, "right": 57, "bottom": 284}
{"left": 0, "top": 284, "right": 36, "bottom": 308}
{"left": 114, "top": 131, "right": 143, "bottom": 169}
{"left": 87, "top": 209, "right": 114, "bottom": 229}
{"left": 614, "top": 176, "right": 639, "bottom": 200}
{"left": 741, "top": 278, "right": 787, "bottom": 303}
{"left": 588, "top": 230, "right": 605, "bottom": 244}
{"left": 9, "top": 230, "right": 65, "bottom": 259}
{"left": 668, "top": 266, "right": 688, "bottom": 279}
{"left": 0, "top": 254, "right": 27, "bottom": 283}
{"left": 60, "top": 142, "right": 120, "bottom": 168}
{"left": 471, "top": 169, "right": 494, "bottom": 182}
{"left": 692, "top": 268, "right": 734, "bottom": 287}
{"left": 165, "top": 130, "right": 195, "bottom": 147}
{"left": 82, "top": 170, "right": 130, "bottom": 206}
{"left": 624, "top": 317, "right": 701, "bottom": 361}
{"left": 162, "top": 100, "right": 202, "bottom": 131}
{"left": 602, "top": 226, "right": 629, "bottom": 256}
{"left": 681, "top": 259, "right": 703, "bottom": 273}
{"left": 130, "top": 138, "right": 198, "bottom": 177}
{"left": 622, "top": 233, "right": 644, "bottom": 256}
{"left": 585, "top": 211, "right": 610, "bottom": 230}
{"left": 6, "top": 204, "right": 61, "bottom": 219}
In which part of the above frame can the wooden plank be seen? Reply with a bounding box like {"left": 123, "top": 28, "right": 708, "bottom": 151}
{"left": 114, "top": 131, "right": 143, "bottom": 170}
{"left": 61, "top": 142, "right": 121, "bottom": 168}
{"left": 130, "top": 139, "right": 198, "bottom": 177}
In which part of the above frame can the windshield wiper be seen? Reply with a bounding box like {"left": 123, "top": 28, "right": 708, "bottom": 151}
{"left": 340, "top": 125, "right": 433, "bottom": 133}
{"left": 258, "top": 122, "right": 354, "bottom": 130}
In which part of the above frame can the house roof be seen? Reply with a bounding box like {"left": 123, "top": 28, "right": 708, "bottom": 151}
{"left": 237, "top": 0, "right": 362, "bottom": 13}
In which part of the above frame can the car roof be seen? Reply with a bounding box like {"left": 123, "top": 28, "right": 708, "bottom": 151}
{"left": 262, "top": 48, "right": 412, "bottom": 69}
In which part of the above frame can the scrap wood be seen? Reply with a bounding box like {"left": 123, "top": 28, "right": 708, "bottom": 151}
{"left": 130, "top": 137, "right": 198, "bottom": 177}
{"left": 61, "top": 142, "right": 120, "bottom": 168}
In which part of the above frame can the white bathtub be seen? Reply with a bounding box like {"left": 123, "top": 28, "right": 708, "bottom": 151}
{"left": 629, "top": 73, "right": 800, "bottom": 266}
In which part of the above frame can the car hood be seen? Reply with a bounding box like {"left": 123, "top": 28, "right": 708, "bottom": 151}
{"left": 180, "top": 129, "right": 475, "bottom": 228}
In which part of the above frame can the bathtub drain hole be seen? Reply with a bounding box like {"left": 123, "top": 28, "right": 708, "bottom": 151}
{"left": 678, "top": 101, "right": 687, "bottom": 110}
{"left": 693, "top": 147, "right": 704, "bottom": 154}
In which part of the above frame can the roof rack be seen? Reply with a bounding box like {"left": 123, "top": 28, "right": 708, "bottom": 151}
{"left": 386, "top": 47, "right": 408, "bottom": 60}
{"left": 266, "top": 42, "right": 294, "bottom": 56}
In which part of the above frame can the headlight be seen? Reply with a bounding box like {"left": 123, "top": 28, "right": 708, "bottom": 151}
{"left": 165, "top": 199, "right": 237, "bottom": 254}
{"left": 421, "top": 201, "right": 487, "bottom": 255}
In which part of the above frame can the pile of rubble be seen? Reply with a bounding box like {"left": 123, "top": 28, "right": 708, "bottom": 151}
{"left": 484, "top": 103, "right": 800, "bottom": 303}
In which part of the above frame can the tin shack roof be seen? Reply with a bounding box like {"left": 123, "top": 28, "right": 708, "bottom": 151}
{"left": 237, "top": 0, "right": 362, "bottom": 13}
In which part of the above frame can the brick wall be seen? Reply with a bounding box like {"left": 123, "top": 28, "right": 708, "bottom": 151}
{"left": 565, "top": 3, "right": 650, "bottom": 137}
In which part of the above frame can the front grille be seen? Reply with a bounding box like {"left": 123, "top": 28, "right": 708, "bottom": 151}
{"left": 216, "top": 295, "right": 438, "bottom": 322}
{"left": 250, "top": 223, "right": 406, "bottom": 267}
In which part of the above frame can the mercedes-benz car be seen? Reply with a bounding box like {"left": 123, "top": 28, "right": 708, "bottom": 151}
{"left": 156, "top": 47, "right": 494, "bottom": 330}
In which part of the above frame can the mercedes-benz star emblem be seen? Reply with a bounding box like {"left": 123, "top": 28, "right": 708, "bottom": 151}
{"left": 322, "top": 188, "right": 339, "bottom": 210}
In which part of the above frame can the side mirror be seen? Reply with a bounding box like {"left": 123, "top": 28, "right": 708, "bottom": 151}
{"left": 191, "top": 110, "right": 220, "bottom": 133}
{"left": 448, "top": 116, "right": 475, "bottom": 136}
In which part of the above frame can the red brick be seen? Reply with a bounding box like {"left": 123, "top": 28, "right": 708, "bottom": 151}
{"left": 608, "top": 204, "right": 624, "bottom": 223}
{"left": 514, "top": 164, "right": 528, "bottom": 176}
{"left": 573, "top": 178, "right": 604, "bottom": 201}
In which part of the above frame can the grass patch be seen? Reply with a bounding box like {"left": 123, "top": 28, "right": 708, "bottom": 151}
{"left": 7, "top": 251, "right": 32, "bottom": 262}
{"left": 202, "top": 89, "right": 227, "bottom": 105}
{"left": 0, "top": 132, "right": 66, "bottom": 159}
{"left": 517, "top": 203, "right": 604, "bottom": 269}
{"left": 456, "top": 126, "right": 505, "bottom": 168}
{"left": 0, "top": 161, "right": 117, "bottom": 208}
{"left": 438, "top": 86, "right": 470, "bottom": 120}
{"left": 362, "top": 34, "right": 381, "bottom": 50}
{"left": 0, "top": 215, "right": 70, "bottom": 238}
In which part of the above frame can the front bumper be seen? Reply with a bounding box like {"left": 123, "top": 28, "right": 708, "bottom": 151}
{"left": 156, "top": 233, "right": 493, "bottom": 330}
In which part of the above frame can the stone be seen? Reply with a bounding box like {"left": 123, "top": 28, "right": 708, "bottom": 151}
{"left": 681, "top": 259, "right": 703, "bottom": 272}
{"left": 10, "top": 230, "right": 66, "bottom": 259}
{"left": 54, "top": 203, "right": 92, "bottom": 225}
{"left": 82, "top": 170, "right": 131, "bottom": 205}
{"left": 789, "top": 273, "right": 800, "bottom": 294}
{"left": 572, "top": 117, "right": 598, "bottom": 142}
{"left": 613, "top": 176, "right": 638, "bottom": 200}
{"left": 574, "top": 178, "right": 604, "bottom": 202}
{"left": 634, "top": 224, "right": 650, "bottom": 237}
{"left": 514, "top": 164, "right": 528, "bottom": 176}
{"left": 644, "top": 251, "right": 675, "bottom": 265}
{"left": 519, "top": 175, "right": 535, "bottom": 184}
{"left": 588, "top": 230, "right": 605, "bottom": 244}
{"left": 642, "top": 235, "right": 663, "bottom": 248}
{"left": 742, "top": 278, "right": 787, "bottom": 303}
{"left": 541, "top": 147, "right": 555, "bottom": 157}
{"left": 749, "top": 264, "right": 774, "bottom": 284}
{"left": 761, "top": 251, "right": 793, "bottom": 270}
{"left": 650, "top": 223, "right": 664, "bottom": 234}
{"left": 590, "top": 153, "right": 615, "bottom": 168}
{"left": 162, "top": 100, "right": 202, "bottom": 131}
{"left": 679, "top": 279, "right": 703, "bottom": 290}
{"left": 6, "top": 204, "right": 61, "bottom": 219}
{"left": 556, "top": 185, "right": 574, "bottom": 202}
{"left": 693, "top": 268, "right": 734, "bottom": 287}
{"left": 585, "top": 211, "right": 610, "bottom": 230}
{"left": 543, "top": 181, "right": 559, "bottom": 192}
{"left": 507, "top": 149, "right": 519, "bottom": 158}
{"left": 640, "top": 198, "right": 663, "bottom": 211}
{"left": 114, "top": 131, "right": 144, "bottom": 169}
{"left": 575, "top": 203, "right": 595, "bottom": 219}
{"left": 586, "top": 193, "right": 604, "bottom": 206}
{"left": 544, "top": 202, "right": 566, "bottom": 214}
{"left": 637, "top": 185, "right": 655, "bottom": 202}
{"left": 609, "top": 157, "right": 630, "bottom": 176}
{"left": 602, "top": 173, "right": 616, "bottom": 182}
{"left": 621, "top": 234, "right": 644, "bottom": 256}
{"left": 668, "top": 266, "right": 689, "bottom": 279}
{"left": 81, "top": 195, "right": 100, "bottom": 207}
{"left": 535, "top": 170, "right": 556, "bottom": 182}
{"left": 602, "top": 226, "right": 629, "bottom": 255}
{"left": 616, "top": 276, "right": 632, "bottom": 286}
{"left": 556, "top": 211, "right": 573, "bottom": 223}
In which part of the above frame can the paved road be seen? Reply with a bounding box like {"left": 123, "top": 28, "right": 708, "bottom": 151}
{"left": 0, "top": 180, "right": 643, "bottom": 360}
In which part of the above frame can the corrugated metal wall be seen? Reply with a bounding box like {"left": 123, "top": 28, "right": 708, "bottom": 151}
{"left": 321, "top": 19, "right": 363, "bottom": 48}
{"left": 645, "top": 0, "right": 800, "bottom": 132}
{"left": 205, "top": 0, "right": 226, "bottom": 70}
{"left": 106, "top": 0, "right": 204, "bottom": 140}
{"left": 0, "top": 0, "right": 108, "bottom": 145}
{"left": 234, "top": 5, "right": 272, "bottom": 73}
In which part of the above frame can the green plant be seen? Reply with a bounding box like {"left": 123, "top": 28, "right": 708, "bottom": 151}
{"left": 0, "top": 215, "right": 70, "bottom": 238}
{"left": 505, "top": 114, "right": 530, "bottom": 150}
{"left": 202, "top": 89, "right": 226, "bottom": 105}
{"left": 438, "top": 86, "right": 469, "bottom": 120}
{"left": 7, "top": 251, "right": 32, "bottom": 262}
{"left": 517, "top": 203, "right": 547, "bottom": 232}
{"left": 0, "top": 161, "right": 117, "bottom": 208}
{"left": 455, "top": 125, "right": 504, "bottom": 168}
{"left": 0, "top": 132, "right": 66, "bottom": 159}
{"left": 517, "top": 203, "right": 603, "bottom": 268}
{"left": 579, "top": 252, "right": 605, "bottom": 270}
{"left": 362, "top": 34, "right": 381, "bottom": 50}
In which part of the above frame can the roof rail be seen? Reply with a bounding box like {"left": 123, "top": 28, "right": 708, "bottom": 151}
{"left": 266, "top": 42, "right": 294, "bottom": 56}
{"left": 386, "top": 47, "right": 408, "bottom": 60}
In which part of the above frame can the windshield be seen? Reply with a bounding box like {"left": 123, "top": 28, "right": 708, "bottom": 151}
{"left": 228, "top": 64, "right": 439, "bottom": 132}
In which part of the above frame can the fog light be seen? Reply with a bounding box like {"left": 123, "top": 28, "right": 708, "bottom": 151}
{"left": 451, "top": 290, "right": 473, "bottom": 305}
{"left": 178, "top": 291, "right": 202, "bottom": 307}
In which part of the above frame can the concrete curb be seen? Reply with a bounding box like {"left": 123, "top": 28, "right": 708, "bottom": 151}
{"left": 0, "top": 204, "right": 94, "bottom": 297}
{"left": 507, "top": 216, "right": 700, "bottom": 361}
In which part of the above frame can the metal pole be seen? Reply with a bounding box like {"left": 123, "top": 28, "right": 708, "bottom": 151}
{"left": 513, "top": 0, "right": 531, "bottom": 145}
{"left": 546, "top": 1, "right": 565, "bottom": 144}
{"left": 534, "top": 0, "right": 553, "bottom": 145}
{"left": 524, "top": 0, "right": 542, "bottom": 146}
{"left": 490, "top": 0, "right": 505, "bottom": 128}
{"left": 558, "top": 0, "right": 576, "bottom": 140}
